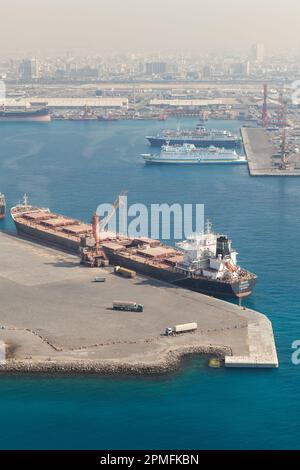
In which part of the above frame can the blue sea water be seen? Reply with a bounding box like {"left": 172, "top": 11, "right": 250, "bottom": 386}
{"left": 0, "top": 119, "right": 300, "bottom": 449}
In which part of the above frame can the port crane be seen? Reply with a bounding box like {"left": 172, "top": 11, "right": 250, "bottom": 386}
{"left": 80, "top": 190, "right": 128, "bottom": 267}
{"left": 277, "top": 93, "right": 294, "bottom": 170}
{"left": 262, "top": 83, "right": 269, "bottom": 128}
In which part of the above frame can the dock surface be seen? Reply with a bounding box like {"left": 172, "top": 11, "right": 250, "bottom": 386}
{"left": 242, "top": 127, "right": 300, "bottom": 176}
{"left": 0, "top": 232, "right": 278, "bottom": 372}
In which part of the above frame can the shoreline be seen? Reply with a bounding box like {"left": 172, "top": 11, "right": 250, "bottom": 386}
{"left": 0, "top": 345, "right": 230, "bottom": 376}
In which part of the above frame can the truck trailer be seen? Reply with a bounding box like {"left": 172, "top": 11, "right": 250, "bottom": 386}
{"left": 113, "top": 301, "right": 144, "bottom": 312}
{"left": 114, "top": 266, "right": 136, "bottom": 278}
{"left": 165, "top": 322, "right": 198, "bottom": 336}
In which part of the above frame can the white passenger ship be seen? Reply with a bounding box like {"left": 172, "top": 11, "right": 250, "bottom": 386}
{"left": 142, "top": 143, "right": 247, "bottom": 164}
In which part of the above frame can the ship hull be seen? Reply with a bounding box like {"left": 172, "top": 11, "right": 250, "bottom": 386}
{"left": 12, "top": 217, "right": 256, "bottom": 299}
{"left": 173, "top": 276, "right": 256, "bottom": 298}
{"left": 147, "top": 137, "right": 241, "bottom": 149}
{"left": 0, "top": 108, "right": 51, "bottom": 122}
{"left": 0, "top": 115, "right": 51, "bottom": 122}
{"left": 14, "top": 220, "right": 79, "bottom": 253}
{"left": 102, "top": 250, "right": 182, "bottom": 284}
{"left": 143, "top": 157, "right": 247, "bottom": 165}
{"left": 103, "top": 250, "right": 256, "bottom": 298}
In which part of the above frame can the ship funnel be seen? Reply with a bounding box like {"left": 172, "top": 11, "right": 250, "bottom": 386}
{"left": 216, "top": 236, "right": 230, "bottom": 259}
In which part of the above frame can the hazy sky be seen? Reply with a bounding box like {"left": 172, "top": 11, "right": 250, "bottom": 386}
{"left": 1, "top": 0, "right": 300, "bottom": 56}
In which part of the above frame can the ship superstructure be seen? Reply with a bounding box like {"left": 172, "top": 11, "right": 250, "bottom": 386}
{"left": 142, "top": 143, "right": 246, "bottom": 164}
{"left": 174, "top": 221, "right": 255, "bottom": 296}
{"left": 11, "top": 195, "right": 256, "bottom": 298}
{"left": 147, "top": 124, "right": 242, "bottom": 149}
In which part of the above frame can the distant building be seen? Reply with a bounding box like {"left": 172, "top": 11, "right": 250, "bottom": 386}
{"left": 231, "top": 61, "right": 250, "bottom": 76}
{"left": 3, "top": 97, "right": 128, "bottom": 109}
{"left": 137, "top": 62, "right": 145, "bottom": 74}
{"left": 202, "top": 65, "right": 213, "bottom": 79}
{"left": 20, "top": 59, "right": 39, "bottom": 81}
{"left": 70, "top": 67, "right": 99, "bottom": 81}
{"left": 145, "top": 62, "right": 167, "bottom": 76}
{"left": 186, "top": 71, "right": 200, "bottom": 80}
{"left": 251, "top": 43, "right": 264, "bottom": 63}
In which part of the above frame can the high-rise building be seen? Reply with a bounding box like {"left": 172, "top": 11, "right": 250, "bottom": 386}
{"left": 30, "top": 59, "right": 39, "bottom": 78}
{"left": 251, "top": 43, "right": 264, "bottom": 63}
{"left": 231, "top": 61, "right": 250, "bottom": 76}
{"left": 202, "top": 65, "right": 213, "bottom": 79}
{"left": 145, "top": 62, "right": 167, "bottom": 76}
{"left": 20, "top": 59, "right": 39, "bottom": 81}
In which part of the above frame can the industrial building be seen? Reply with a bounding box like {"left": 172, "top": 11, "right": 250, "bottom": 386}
{"left": 0, "top": 97, "right": 129, "bottom": 110}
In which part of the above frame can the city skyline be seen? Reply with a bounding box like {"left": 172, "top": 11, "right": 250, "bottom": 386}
{"left": 1, "top": 0, "right": 300, "bottom": 57}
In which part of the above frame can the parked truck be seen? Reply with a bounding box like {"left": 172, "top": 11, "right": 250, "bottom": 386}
{"left": 114, "top": 266, "right": 136, "bottom": 278}
{"left": 165, "top": 322, "right": 198, "bottom": 336}
{"left": 113, "top": 301, "right": 144, "bottom": 312}
{"left": 93, "top": 277, "right": 106, "bottom": 283}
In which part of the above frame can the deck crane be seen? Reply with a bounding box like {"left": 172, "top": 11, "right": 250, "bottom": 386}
{"left": 99, "top": 190, "right": 128, "bottom": 236}
{"left": 80, "top": 191, "right": 128, "bottom": 267}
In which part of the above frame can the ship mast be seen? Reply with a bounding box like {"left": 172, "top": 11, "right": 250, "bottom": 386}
{"left": 205, "top": 219, "right": 212, "bottom": 234}
{"left": 23, "top": 194, "right": 29, "bottom": 206}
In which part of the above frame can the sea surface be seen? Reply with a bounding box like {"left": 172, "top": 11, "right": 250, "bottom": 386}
{"left": 0, "top": 118, "right": 299, "bottom": 449}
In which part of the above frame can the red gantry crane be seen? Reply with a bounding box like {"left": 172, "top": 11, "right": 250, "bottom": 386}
{"left": 80, "top": 191, "right": 128, "bottom": 267}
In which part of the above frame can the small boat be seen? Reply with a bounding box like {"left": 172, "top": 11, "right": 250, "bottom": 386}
{"left": 0, "top": 193, "right": 6, "bottom": 219}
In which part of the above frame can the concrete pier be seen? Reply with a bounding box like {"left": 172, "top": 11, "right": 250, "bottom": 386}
{"left": 242, "top": 127, "right": 300, "bottom": 176}
{"left": 225, "top": 316, "right": 278, "bottom": 368}
{"left": 0, "top": 232, "right": 278, "bottom": 372}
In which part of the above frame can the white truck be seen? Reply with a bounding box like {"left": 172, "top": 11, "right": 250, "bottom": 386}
{"left": 165, "top": 322, "right": 198, "bottom": 336}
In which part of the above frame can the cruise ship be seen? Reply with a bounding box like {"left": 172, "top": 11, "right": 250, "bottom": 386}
{"left": 147, "top": 124, "right": 242, "bottom": 148}
{"left": 0, "top": 107, "right": 51, "bottom": 122}
{"left": 142, "top": 143, "right": 247, "bottom": 164}
{"left": 0, "top": 193, "right": 6, "bottom": 219}
{"left": 11, "top": 195, "right": 257, "bottom": 298}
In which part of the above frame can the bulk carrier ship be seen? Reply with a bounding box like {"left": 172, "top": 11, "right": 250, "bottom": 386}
{"left": 0, "top": 107, "right": 51, "bottom": 122}
{"left": 11, "top": 195, "right": 256, "bottom": 298}
{"left": 147, "top": 124, "right": 242, "bottom": 149}
{"left": 11, "top": 195, "right": 91, "bottom": 252}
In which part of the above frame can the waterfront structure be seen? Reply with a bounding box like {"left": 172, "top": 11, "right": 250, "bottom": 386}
{"left": 0, "top": 97, "right": 128, "bottom": 110}
{"left": 0, "top": 230, "right": 278, "bottom": 372}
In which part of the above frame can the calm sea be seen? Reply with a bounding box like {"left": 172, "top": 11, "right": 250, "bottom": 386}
{"left": 0, "top": 119, "right": 299, "bottom": 450}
